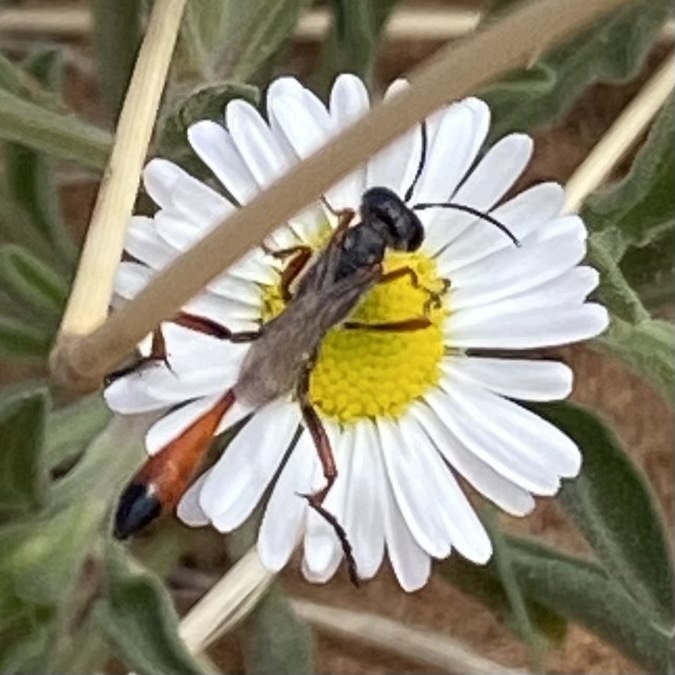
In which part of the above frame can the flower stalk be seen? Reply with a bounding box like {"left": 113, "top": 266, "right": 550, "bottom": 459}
{"left": 50, "top": 0, "right": 635, "bottom": 394}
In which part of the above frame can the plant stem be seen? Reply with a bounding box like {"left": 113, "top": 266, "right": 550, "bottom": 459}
{"left": 50, "top": 0, "right": 637, "bottom": 393}
{"left": 55, "top": 0, "right": 186, "bottom": 345}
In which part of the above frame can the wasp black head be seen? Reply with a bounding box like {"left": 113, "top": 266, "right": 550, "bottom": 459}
{"left": 360, "top": 187, "right": 424, "bottom": 252}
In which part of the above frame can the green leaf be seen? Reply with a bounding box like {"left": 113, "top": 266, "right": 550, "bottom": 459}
{"left": 0, "top": 314, "right": 51, "bottom": 360}
{"left": 440, "top": 556, "right": 567, "bottom": 645}
{"left": 587, "top": 234, "right": 649, "bottom": 325}
{"left": 0, "top": 244, "right": 69, "bottom": 317}
{"left": 158, "top": 81, "right": 259, "bottom": 177}
{"left": 220, "top": 0, "right": 311, "bottom": 82}
{"left": 44, "top": 394, "right": 111, "bottom": 471}
{"left": 4, "top": 49, "right": 77, "bottom": 265}
{"left": 0, "top": 389, "right": 48, "bottom": 517}
{"left": 597, "top": 317, "right": 675, "bottom": 401}
{"left": 94, "top": 542, "right": 207, "bottom": 675}
{"left": 243, "top": 585, "right": 314, "bottom": 675}
{"left": 0, "top": 605, "right": 53, "bottom": 675}
{"left": 0, "top": 88, "right": 111, "bottom": 170}
{"left": 482, "top": 0, "right": 672, "bottom": 138}
{"left": 91, "top": 0, "right": 143, "bottom": 118}
{"left": 504, "top": 537, "right": 673, "bottom": 674}
{"left": 0, "top": 500, "right": 103, "bottom": 604}
{"left": 313, "top": 0, "right": 399, "bottom": 91}
{"left": 535, "top": 402, "right": 674, "bottom": 625}
{"left": 584, "top": 99, "right": 674, "bottom": 246}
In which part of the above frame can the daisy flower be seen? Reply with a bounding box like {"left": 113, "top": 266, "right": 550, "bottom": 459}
{"left": 105, "top": 74, "right": 609, "bottom": 592}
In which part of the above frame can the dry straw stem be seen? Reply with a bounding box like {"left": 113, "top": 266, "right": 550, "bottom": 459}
{"left": 178, "top": 548, "right": 274, "bottom": 654}
{"left": 291, "top": 599, "right": 529, "bottom": 675}
{"left": 56, "top": 0, "right": 186, "bottom": 339}
{"left": 564, "top": 50, "right": 675, "bottom": 213}
{"left": 51, "top": 0, "right": 636, "bottom": 393}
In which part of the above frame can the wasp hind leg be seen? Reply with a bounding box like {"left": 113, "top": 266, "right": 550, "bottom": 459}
{"left": 104, "top": 327, "right": 170, "bottom": 386}
{"left": 296, "top": 360, "right": 359, "bottom": 587}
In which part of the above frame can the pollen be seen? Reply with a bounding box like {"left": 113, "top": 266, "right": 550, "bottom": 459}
{"left": 260, "top": 248, "right": 447, "bottom": 424}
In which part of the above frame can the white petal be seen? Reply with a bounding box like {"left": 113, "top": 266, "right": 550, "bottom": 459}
{"left": 206, "top": 273, "right": 262, "bottom": 307}
{"left": 176, "top": 470, "right": 211, "bottom": 526}
{"left": 410, "top": 402, "right": 535, "bottom": 516}
{"left": 435, "top": 182, "right": 564, "bottom": 274}
{"left": 104, "top": 371, "right": 169, "bottom": 414}
{"left": 227, "top": 99, "right": 292, "bottom": 189}
{"left": 422, "top": 134, "right": 533, "bottom": 255}
{"left": 200, "top": 400, "right": 300, "bottom": 528}
{"left": 343, "top": 423, "right": 385, "bottom": 579}
{"left": 530, "top": 215, "right": 587, "bottom": 242}
{"left": 329, "top": 74, "right": 370, "bottom": 129}
{"left": 114, "top": 261, "right": 152, "bottom": 300}
{"left": 425, "top": 387, "right": 559, "bottom": 494}
{"left": 380, "top": 449, "right": 431, "bottom": 592}
{"left": 145, "top": 394, "right": 222, "bottom": 455}
{"left": 441, "top": 377, "right": 581, "bottom": 478}
{"left": 400, "top": 415, "right": 492, "bottom": 563}
{"left": 448, "top": 235, "right": 586, "bottom": 310}
{"left": 443, "top": 356, "right": 573, "bottom": 401}
{"left": 270, "top": 95, "right": 355, "bottom": 209}
{"left": 142, "top": 158, "right": 183, "bottom": 208}
{"left": 125, "top": 216, "right": 176, "bottom": 269}
{"left": 411, "top": 104, "right": 476, "bottom": 208}
{"left": 366, "top": 83, "right": 422, "bottom": 196}
{"left": 188, "top": 120, "right": 258, "bottom": 204}
{"left": 377, "top": 418, "right": 450, "bottom": 558}
{"left": 258, "top": 430, "right": 315, "bottom": 571}
{"left": 446, "top": 303, "right": 610, "bottom": 349}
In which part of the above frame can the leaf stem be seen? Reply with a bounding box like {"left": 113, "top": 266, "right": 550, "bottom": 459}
{"left": 55, "top": 0, "right": 186, "bottom": 343}
{"left": 50, "top": 0, "right": 636, "bottom": 393}
{"left": 564, "top": 49, "right": 675, "bottom": 213}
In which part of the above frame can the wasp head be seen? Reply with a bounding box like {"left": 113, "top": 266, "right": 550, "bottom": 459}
{"left": 360, "top": 187, "right": 424, "bottom": 252}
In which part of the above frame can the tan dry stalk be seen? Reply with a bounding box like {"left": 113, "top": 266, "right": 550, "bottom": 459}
{"left": 291, "top": 599, "right": 529, "bottom": 675}
{"left": 56, "top": 0, "right": 186, "bottom": 339}
{"left": 564, "top": 50, "right": 675, "bottom": 213}
{"left": 50, "top": 0, "right": 636, "bottom": 393}
{"left": 178, "top": 548, "right": 274, "bottom": 654}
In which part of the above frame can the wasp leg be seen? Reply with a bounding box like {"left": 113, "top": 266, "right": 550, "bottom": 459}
{"left": 275, "top": 246, "right": 313, "bottom": 302}
{"left": 105, "top": 316, "right": 260, "bottom": 386}
{"left": 105, "top": 327, "right": 170, "bottom": 385}
{"left": 343, "top": 317, "right": 432, "bottom": 332}
{"left": 174, "top": 312, "right": 261, "bottom": 343}
{"left": 296, "top": 361, "right": 359, "bottom": 587}
{"left": 378, "top": 265, "right": 451, "bottom": 313}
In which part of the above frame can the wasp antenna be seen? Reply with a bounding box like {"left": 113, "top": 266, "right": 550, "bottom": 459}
{"left": 403, "top": 121, "right": 428, "bottom": 204}
{"left": 114, "top": 389, "right": 237, "bottom": 539}
{"left": 412, "top": 201, "right": 520, "bottom": 247}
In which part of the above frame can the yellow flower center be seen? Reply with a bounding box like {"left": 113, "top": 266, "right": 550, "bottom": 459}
{"left": 261, "top": 239, "right": 447, "bottom": 424}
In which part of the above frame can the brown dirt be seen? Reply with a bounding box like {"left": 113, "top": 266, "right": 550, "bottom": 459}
{"left": 1, "top": 2, "right": 672, "bottom": 674}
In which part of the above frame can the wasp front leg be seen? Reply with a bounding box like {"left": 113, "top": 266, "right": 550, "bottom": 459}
{"left": 296, "top": 358, "right": 359, "bottom": 586}
{"left": 377, "top": 265, "right": 450, "bottom": 313}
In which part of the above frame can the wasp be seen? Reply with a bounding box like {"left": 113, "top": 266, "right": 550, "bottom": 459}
{"left": 111, "top": 121, "right": 519, "bottom": 584}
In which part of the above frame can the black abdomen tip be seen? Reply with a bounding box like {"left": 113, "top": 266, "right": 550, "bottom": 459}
{"left": 114, "top": 482, "right": 162, "bottom": 539}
